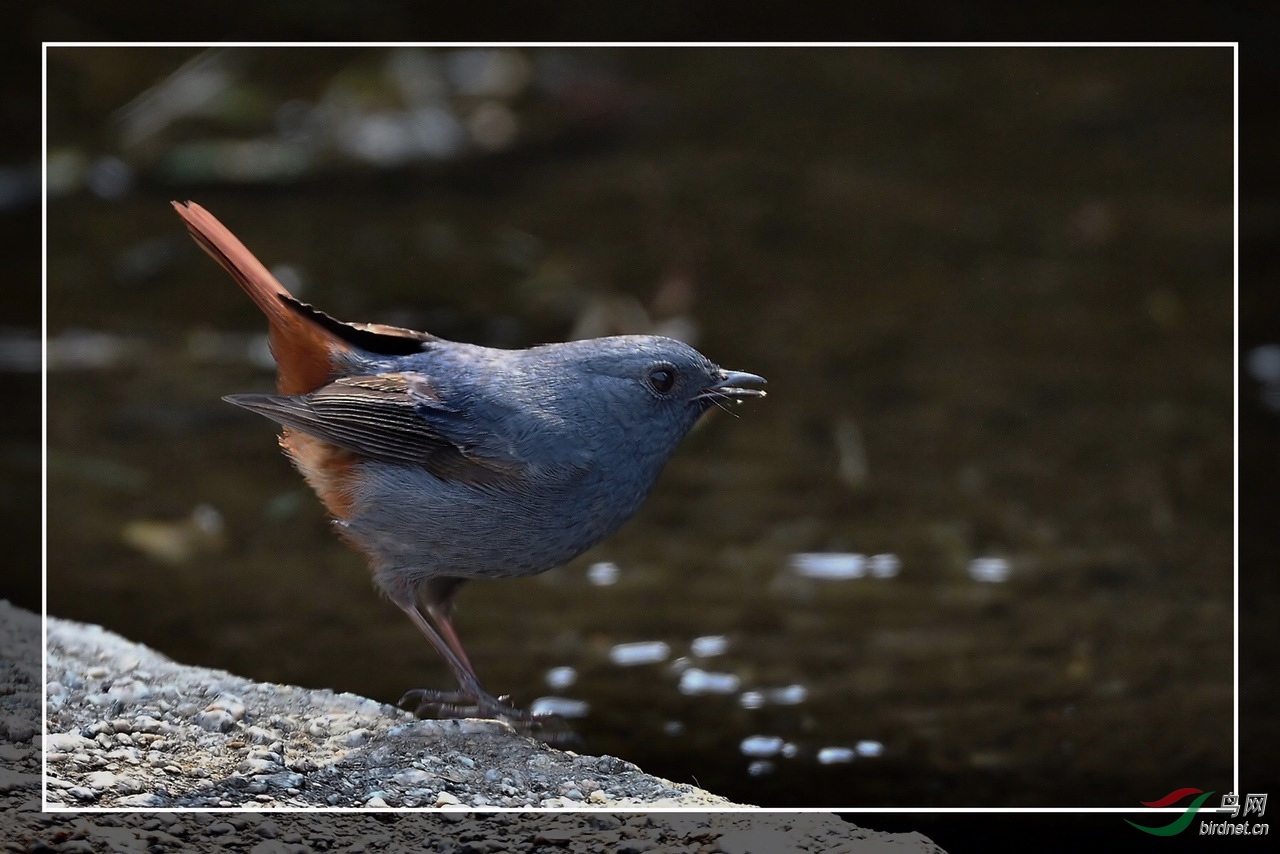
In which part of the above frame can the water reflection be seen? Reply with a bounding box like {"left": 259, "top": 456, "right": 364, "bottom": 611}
{"left": 817, "top": 746, "right": 855, "bottom": 765}
{"left": 543, "top": 666, "right": 577, "bottom": 691}
{"left": 1247, "top": 344, "right": 1280, "bottom": 413}
{"left": 607, "top": 640, "right": 670, "bottom": 666}
{"left": 740, "top": 734, "right": 785, "bottom": 758}
{"left": 967, "top": 557, "right": 1012, "bottom": 583}
{"left": 46, "top": 151, "right": 136, "bottom": 200}
{"left": 0, "top": 329, "right": 40, "bottom": 372}
{"left": 677, "top": 668, "right": 740, "bottom": 696}
{"left": 89, "top": 47, "right": 630, "bottom": 187}
{"left": 868, "top": 553, "right": 901, "bottom": 579}
{"left": 788, "top": 552, "right": 903, "bottom": 581}
{"left": 689, "top": 634, "right": 729, "bottom": 657}
{"left": 186, "top": 329, "right": 275, "bottom": 369}
{"left": 45, "top": 330, "right": 143, "bottom": 371}
{"left": 765, "top": 684, "right": 808, "bottom": 705}
{"left": 788, "top": 552, "right": 866, "bottom": 580}
{"left": 817, "top": 741, "right": 884, "bottom": 764}
{"left": 739, "top": 683, "right": 807, "bottom": 709}
{"left": 855, "top": 740, "right": 885, "bottom": 758}
{"left": 120, "top": 503, "right": 225, "bottom": 566}
{"left": 529, "top": 696, "right": 590, "bottom": 719}
{"left": 586, "top": 561, "right": 620, "bottom": 586}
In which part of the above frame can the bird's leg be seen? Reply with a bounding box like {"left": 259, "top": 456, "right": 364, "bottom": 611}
{"left": 393, "top": 578, "right": 531, "bottom": 722}
{"left": 425, "top": 581, "right": 477, "bottom": 678}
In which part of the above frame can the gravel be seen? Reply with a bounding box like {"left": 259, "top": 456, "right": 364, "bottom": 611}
{"left": 1, "top": 600, "right": 943, "bottom": 851}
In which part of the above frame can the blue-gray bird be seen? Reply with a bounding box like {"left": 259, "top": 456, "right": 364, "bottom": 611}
{"left": 173, "top": 200, "right": 765, "bottom": 722}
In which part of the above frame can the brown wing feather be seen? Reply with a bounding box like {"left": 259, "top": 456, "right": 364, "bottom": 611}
{"left": 226, "top": 373, "right": 527, "bottom": 490}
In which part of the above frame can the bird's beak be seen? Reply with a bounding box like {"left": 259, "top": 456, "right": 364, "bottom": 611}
{"left": 700, "top": 369, "right": 767, "bottom": 401}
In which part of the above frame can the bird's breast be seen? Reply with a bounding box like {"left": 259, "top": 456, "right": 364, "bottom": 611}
{"left": 338, "top": 455, "right": 662, "bottom": 580}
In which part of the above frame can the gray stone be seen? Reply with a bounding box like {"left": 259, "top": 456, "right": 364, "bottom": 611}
{"left": 716, "top": 829, "right": 808, "bottom": 854}
{"left": 194, "top": 709, "right": 237, "bottom": 732}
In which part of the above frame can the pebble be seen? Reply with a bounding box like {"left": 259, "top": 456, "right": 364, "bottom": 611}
{"left": 240, "top": 757, "right": 285, "bottom": 775}
{"left": 107, "top": 679, "right": 152, "bottom": 702}
{"left": 0, "top": 770, "right": 40, "bottom": 792}
{"left": 245, "top": 725, "right": 280, "bottom": 744}
{"left": 588, "top": 813, "right": 622, "bottom": 829}
{"left": 535, "top": 830, "right": 575, "bottom": 845}
{"left": 0, "top": 744, "right": 32, "bottom": 762}
{"left": 595, "top": 755, "right": 640, "bottom": 774}
{"left": 392, "top": 769, "right": 433, "bottom": 786}
{"left": 336, "top": 727, "right": 372, "bottom": 747}
{"left": 194, "top": 709, "right": 237, "bottom": 732}
{"left": 250, "top": 842, "right": 313, "bottom": 854}
{"left": 45, "top": 732, "right": 95, "bottom": 751}
{"left": 540, "top": 796, "right": 577, "bottom": 808}
{"left": 84, "top": 770, "right": 120, "bottom": 789}
{"left": 287, "top": 756, "right": 318, "bottom": 773}
{"left": 134, "top": 714, "right": 166, "bottom": 733}
{"left": 718, "top": 829, "right": 807, "bottom": 854}
{"left": 207, "top": 694, "right": 248, "bottom": 720}
{"left": 617, "top": 841, "right": 657, "bottom": 854}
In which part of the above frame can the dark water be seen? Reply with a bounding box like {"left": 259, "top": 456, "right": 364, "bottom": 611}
{"left": 44, "top": 47, "right": 1233, "bottom": 807}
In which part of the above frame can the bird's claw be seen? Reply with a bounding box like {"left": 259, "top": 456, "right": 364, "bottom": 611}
{"left": 398, "top": 687, "right": 531, "bottom": 722}
{"left": 397, "top": 687, "right": 579, "bottom": 746}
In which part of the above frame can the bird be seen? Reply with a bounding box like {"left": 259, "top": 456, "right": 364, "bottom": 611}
{"left": 172, "top": 200, "right": 765, "bottom": 723}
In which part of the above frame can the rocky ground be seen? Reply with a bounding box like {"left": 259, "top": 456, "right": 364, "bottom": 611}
{"left": 2, "top": 600, "right": 943, "bottom": 850}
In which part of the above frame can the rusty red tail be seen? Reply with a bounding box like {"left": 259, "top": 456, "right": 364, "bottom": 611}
{"left": 172, "top": 200, "right": 350, "bottom": 396}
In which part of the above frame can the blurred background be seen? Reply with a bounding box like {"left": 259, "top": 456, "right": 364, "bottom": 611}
{"left": 39, "top": 46, "right": 1234, "bottom": 808}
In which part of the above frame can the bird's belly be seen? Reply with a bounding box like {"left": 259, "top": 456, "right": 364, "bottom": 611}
{"left": 340, "top": 460, "right": 652, "bottom": 582}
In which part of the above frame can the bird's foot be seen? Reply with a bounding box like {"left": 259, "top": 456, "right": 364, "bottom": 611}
{"left": 398, "top": 687, "right": 531, "bottom": 722}
{"left": 397, "top": 687, "right": 579, "bottom": 746}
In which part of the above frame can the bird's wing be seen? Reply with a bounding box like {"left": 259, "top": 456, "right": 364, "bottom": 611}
{"left": 225, "top": 372, "right": 550, "bottom": 489}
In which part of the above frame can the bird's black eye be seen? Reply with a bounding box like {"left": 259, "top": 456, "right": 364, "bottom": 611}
{"left": 647, "top": 366, "right": 677, "bottom": 395}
